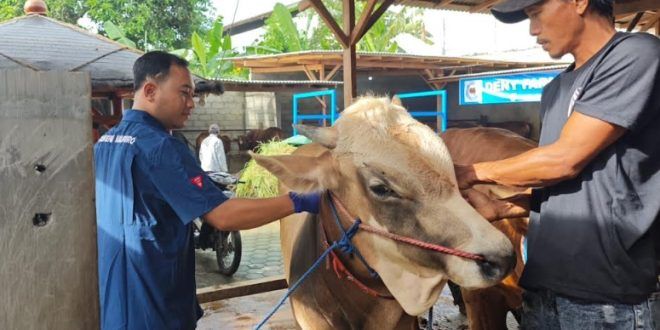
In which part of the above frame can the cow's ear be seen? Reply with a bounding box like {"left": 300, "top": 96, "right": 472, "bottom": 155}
{"left": 249, "top": 150, "right": 340, "bottom": 192}
{"left": 294, "top": 124, "right": 337, "bottom": 149}
{"left": 391, "top": 95, "right": 403, "bottom": 107}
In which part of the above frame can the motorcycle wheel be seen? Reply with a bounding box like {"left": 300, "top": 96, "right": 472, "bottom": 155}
{"left": 215, "top": 231, "right": 242, "bottom": 276}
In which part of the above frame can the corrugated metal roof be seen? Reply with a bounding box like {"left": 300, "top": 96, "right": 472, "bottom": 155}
{"left": 429, "top": 64, "right": 569, "bottom": 82}
{"left": 0, "top": 15, "right": 137, "bottom": 88}
{"left": 0, "top": 14, "right": 223, "bottom": 94}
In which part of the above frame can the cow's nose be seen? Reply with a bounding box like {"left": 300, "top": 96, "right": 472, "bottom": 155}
{"left": 477, "top": 252, "right": 515, "bottom": 281}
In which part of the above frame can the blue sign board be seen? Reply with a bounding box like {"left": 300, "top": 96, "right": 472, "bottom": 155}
{"left": 459, "top": 71, "right": 561, "bottom": 105}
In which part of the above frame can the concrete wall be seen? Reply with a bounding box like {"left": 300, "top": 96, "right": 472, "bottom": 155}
{"left": 177, "top": 91, "right": 279, "bottom": 173}
{"left": 0, "top": 69, "right": 99, "bottom": 329}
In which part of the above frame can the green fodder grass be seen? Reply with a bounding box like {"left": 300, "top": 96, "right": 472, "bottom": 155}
{"left": 235, "top": 140, "right": 297, "bottom": 198}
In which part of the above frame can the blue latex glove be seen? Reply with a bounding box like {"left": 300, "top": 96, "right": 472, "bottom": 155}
{"left": 288, "top": 191, "right": 321, "bottom": 214}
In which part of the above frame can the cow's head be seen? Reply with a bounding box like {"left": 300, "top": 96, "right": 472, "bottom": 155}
{"left": 252, "top": 96, "right": 514, "bottom": 315}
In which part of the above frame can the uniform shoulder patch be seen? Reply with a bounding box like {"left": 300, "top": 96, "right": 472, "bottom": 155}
{"left": 190, "top": 175, "right": 203, "bottom": 189}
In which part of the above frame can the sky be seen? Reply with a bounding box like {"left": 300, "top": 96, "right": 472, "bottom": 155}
{"left": 213, "top": 0, "right": 564, "bottom": 62}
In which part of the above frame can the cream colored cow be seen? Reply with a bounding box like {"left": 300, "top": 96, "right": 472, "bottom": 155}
{"left": 253, "top": 97, "right": 515, "bottom": 329}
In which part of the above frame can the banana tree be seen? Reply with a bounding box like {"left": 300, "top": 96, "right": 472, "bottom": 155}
{"left": 171, "top": 19, "right": 247, "bottom": 79}
{"left": 251, "top": 1, "right": 432, "bottom": 54}
{"left": 103, "top": 21, "right": 137, "bottom": 49}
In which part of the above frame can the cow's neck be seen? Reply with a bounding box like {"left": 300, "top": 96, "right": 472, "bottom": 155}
{"left": 317, "top": 192, "right": 391, "bottom": 298}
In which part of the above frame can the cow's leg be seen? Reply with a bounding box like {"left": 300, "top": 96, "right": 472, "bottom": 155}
{"left": 462, "top": 287, "right": 510, "bottom": 330}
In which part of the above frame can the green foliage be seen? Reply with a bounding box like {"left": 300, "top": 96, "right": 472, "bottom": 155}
{"left": 235, "top": 141, "right": 297, "bottom": 199}
{"left": 251, "top": 1, "right": 432, "bottom": 54}
{"left": 171, "top": 19, "right": 248, "bottom": 80}
{"left": 103, "top": 21, "right": 136, "bottom": 48}
{"left": 0, "top": 0, "right": 214, "bottom": 50}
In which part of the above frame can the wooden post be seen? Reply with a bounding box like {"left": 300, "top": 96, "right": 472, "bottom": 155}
{"left": 343, "top": 0, "right": 356, "bottom": 108}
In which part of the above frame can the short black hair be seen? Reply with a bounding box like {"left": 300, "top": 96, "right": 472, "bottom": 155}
{"left": 133, "top": 51, "right": 189, "bottom": 91}
{"left": 586, "top": 0, "right": 614, "bottom": 21}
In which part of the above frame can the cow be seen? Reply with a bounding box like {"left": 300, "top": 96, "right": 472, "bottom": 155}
{"left": 441, "top": 127, "right": 537, "bottom": 330}
{"left": 251, "top": 97, "right": 516, "bottom": 329}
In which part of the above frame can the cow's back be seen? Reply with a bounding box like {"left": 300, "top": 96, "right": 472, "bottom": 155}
{"left": 442, "top": 127, "right": 536, "bottom": 163}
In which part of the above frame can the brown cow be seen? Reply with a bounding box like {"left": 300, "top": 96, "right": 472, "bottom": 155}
{"left": 441, "top": 127, "right": 537, "bottom": 330}
{"left": 252, "top": 97, "right": 516, "bottom": 329}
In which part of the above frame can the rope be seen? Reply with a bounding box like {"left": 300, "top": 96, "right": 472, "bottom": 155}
{"left": 254, "top": 220, "right": 362, "bottom": 330}
{"left": 329, "top": 192, "right": 485, "bottom": 261}
{"left": 358, "top": 224, "right": 485, "bottom": 261}
{"left": 327, "top": 194, "right": 379, "bottom": 278}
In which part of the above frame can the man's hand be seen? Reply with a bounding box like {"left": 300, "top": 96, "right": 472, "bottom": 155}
{"left": 288, "top": 191, "right": 321, "bottom": 214}
{"left": 455, "top": 164, "right": 479, "bottom": 190}
{"left": 461, "top": 188, "right": 531, "bottom": 222}
{"left": 461, "top": 188, "right": 501, "bottom": 221}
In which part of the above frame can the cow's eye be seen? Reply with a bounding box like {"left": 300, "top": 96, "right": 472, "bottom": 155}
{"left": 369, "top": 184, "right": 399, "bottom": 199}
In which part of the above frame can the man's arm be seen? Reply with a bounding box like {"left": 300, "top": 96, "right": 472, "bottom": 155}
{"left": 456, "top": 112, "right": 626, "bottom": 189}
{"left": 202, "top": 195, "right": 294, "bottom": 231}
{"left": 202, "top": 192, "right": 320, "bottom": 231}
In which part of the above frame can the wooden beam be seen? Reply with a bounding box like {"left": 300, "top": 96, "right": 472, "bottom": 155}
{"left": 324, "top": 64, "right": 341, "bottom": 80}
{"left": 641, "top": 12, "right": 660, "bottom": 32}
{"left": 343, "top": 0, "right": 357, "bottom": 107}
{"left": 357, "top": 0, "right": 397, "bottom": 43}
{"left": 308, "top": 0, "right": 349, "bottom": 48}
{"left": 627, "top": 12, "right": 645, "bottom": 31}
{"left": 435, "top": 0, "right": 455, "bottom": 9}
{"left": 471, "top": 0, "right": 504, "bottom": 13}
{"left": 196, "top": 276, "right": 288, "bottom": 303}
{"left": 303, "top": 66, "right": 328, "bottom": 110}
{"left": 251, "top": 65, "right": 308, "bottom": 74}
{"left": 350, "top": 0, "right": 378, "bottom": 45}
{"left": 615, "top": 0, "right": 660, "bottom": 16}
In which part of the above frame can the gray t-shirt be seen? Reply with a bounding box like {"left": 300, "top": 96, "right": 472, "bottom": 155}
{"left": 520, "top": 32, "right": 660, "bottom": 304}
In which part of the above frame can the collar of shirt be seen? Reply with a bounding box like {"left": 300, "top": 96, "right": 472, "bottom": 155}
{"left": 122, "top": 109, "right": 167, "bottom": 132}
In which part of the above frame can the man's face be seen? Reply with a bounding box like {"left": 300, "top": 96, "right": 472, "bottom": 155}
{"left": 152, "top": 65, "right": 196, "bottom": 130}
{"left": 525, "top": 0, "right": 583, "bottom": 59}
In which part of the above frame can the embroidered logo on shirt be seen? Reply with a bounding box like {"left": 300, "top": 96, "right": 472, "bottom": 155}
{"left": 190, "top": 175, "right": 203, "bottom": 189}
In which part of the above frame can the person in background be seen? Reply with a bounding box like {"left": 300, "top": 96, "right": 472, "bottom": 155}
{"left": 199, "top": 123, "right": 228, "bottom": 173}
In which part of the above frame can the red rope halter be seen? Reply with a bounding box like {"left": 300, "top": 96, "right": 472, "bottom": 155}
{"left": 329, "top": 192, "right": 485, "bottom": 262}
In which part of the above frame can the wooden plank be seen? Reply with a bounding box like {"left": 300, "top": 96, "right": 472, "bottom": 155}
{"left": 343, "top": 0, "right": 357, "bottom": 107}
{"left": 615, "top": 0, "right": 659, "bottom": 16}
{"left": 358, "top": 0, "right": 397, "bottom": 43}
{"left": 251, "top": 65, "right": 308, "bottom": 73}
{"left": 196, "top": 275, "right": 288, "bottom": 304}
{"left": 435, "top": 0, "right": 455, "bottom": 9}
{"left": 350, "top": 0, "right": 378, "bottom": 45}
{"left": 325, "top": 64, "right": 342, "bottom": 80}
{"left": 471, "top": 0, "right": 504, "bottom": 13}
{"left": 308, "top": 0, "right": 349, "bottom": 48}
{"left": 641, "top": 12, "right": 660, "bottom": 32}
{"left": 627, "top": 12, "right": 645, "bottom": 31}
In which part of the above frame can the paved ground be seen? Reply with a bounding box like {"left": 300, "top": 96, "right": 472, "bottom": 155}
{"left": 195, "top": 221, "right": 519, "bottom": 329}
{"left": 195, "top": 221, "right": 283, "bottom": 288}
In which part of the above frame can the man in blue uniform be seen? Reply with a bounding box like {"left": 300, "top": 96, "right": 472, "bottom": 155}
{"left": 94, "top": 51, "right": 319, "bottom": 329}
{"left": 456, "top": 0, "right": 659, "bottom": 328}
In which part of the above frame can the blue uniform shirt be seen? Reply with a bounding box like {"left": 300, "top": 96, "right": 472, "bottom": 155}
{"left": 94, "top": 110, "right": 227, "bottom": 329}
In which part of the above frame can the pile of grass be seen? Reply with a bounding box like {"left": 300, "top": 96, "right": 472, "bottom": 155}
{"left": 235, "top": 140, "right": 297, "bottom": 198}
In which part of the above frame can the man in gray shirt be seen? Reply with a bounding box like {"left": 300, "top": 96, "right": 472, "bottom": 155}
{"left": 456, "top": 0, "right": 659, "bottom": 328}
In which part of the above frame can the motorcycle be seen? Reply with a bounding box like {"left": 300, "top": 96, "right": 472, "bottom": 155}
{"left": 193, "top": 171, "right": 242, "bottom": 276}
